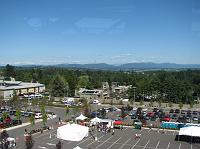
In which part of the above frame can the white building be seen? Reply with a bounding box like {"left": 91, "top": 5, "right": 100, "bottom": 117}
{"left": 77, "top": 88, "right": 103, "bottom": 99}
{"left": 0, "top": 80, "right": 45, "bottom": 100}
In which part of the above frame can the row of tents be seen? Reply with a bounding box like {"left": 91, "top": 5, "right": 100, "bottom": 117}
{"left": 57, "top": 114, "right": 115, "bottom": 142}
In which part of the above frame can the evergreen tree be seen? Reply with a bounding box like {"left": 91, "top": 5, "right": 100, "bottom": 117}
{"left": 50, "top": 74, "right": 66, "bottom": 97}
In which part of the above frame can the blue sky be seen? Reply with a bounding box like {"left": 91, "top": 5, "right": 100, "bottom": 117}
{"left": 0, "top": 0, "right": 200, "bottom": 65}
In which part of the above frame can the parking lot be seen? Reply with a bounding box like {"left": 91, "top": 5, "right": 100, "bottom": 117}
{"left": 16, "top": 126, "right": 200, "bottom": 149}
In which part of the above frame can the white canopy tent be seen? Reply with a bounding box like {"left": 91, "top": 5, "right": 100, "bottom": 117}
{"left": 75, "top": 114, "right": 88, "bottom": 121}
{"left": 90, "top": 117, "right": 102, "bottom": 125}
{"left": 179, "top": 126, "right": 200, "bottom": 137}
{"left": 73, "top": 146, "right": 82, "bottom": 149}
{"left": 57, "top": 124, "right": 89, "bottom": 141}
{"left": 101, "top": 119, "right": 114, "bottom": 128}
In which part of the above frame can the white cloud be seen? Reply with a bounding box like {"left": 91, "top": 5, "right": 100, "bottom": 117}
{"left": 26, "top": 17, "right": 42, "bottom": 28}
{"left": 49, "top": 17, "right": 59, "bottom": 23}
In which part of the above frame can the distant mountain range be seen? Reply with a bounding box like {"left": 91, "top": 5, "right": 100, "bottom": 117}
{"left": 2, "top": 62, "right": 200, "bottom": 71}
{"left": 52, "top": 62, "right": 200, "bottom": 71}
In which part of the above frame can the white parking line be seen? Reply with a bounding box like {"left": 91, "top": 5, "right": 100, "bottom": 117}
{"left": 148, "top": 129, "right": 151, "bottom": 133}
{"left": 173, "top": 131, "right": 175, "bottom": 135}
{"left": 131, "top": 139, "right": 140, "bottom": 149}
{"left": 118, "top": 138, "right": 131, "bottom": 149}
{"left": 34, "top": 130, "right": 57, "bottom": 139}
{"left": 107, "top": 137, "right": 121, "bottom": 149}
{"left": 143, "top": 139, "right": 150, "bottom": 149}
{"left": 86, "top": 134, "right": 105, "bottom": 147}
{"left": 191, "top": 143, "right": 193, "bottom": 149}
{"left": 38, "top": 146, "right": 48, "bottom": 149}
{"left": 76, "top": 136, "right": 93, "bottom": 146}
{"left": 167, "top": 142, "right": 170, "bottom": 149}
{"left": 46, "top": 143, "right": 56, "bottom": 146}
{"left": 155, "top": 140, "right": 160, "bottom": 149}
{"left": 50, "top": 137, "right": 59, "bottom": 142}
{"left": 179, "top": 143, "right": 181, "bottom": 149}
{"left": 96, "top": 135, "right": 113, "bottom": 148}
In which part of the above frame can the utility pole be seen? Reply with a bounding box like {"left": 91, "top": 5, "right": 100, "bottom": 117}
{"left": 133, "top": 87, "right": 136, "bottom": 107}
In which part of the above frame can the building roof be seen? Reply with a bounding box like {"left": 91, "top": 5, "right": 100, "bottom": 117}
{"left": 0, "top": 81, "right": 45, "bottom": 91}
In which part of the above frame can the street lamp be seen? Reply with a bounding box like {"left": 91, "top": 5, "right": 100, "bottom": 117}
{"left": 64, "top": 85, "right": 69, "bottom": 98}
{"left": 133, "top": 87, "right": 136, "bottom": 107}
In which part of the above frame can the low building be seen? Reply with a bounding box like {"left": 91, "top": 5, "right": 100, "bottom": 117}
{"left": 0, "top": 80, "right": 45, "bottom": 100}
{"left": 77, "top": 88, "right": 103, "bottom": 100}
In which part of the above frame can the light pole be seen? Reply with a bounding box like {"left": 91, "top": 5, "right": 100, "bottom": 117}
{"left": 133, "top": 87, "right": 136, "bottom": 107}
{"left": 64, "top": 85, "right": 69, "bottom": 98}
{"left": 95, "top": 103, "right": 98, "bottom": 141}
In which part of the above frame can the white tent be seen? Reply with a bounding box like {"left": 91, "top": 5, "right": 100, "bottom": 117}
{"left": 57, "top": 124, "right": 89, "bottom": 141}
{"left": 90, "top": 117, "right": 102, "bottom": 122}
{"left": 75, "top": 114, "right": 88, "bottom": 121}
{"left": 179, "top": 126, "right": 200, "bottom": 137}
{"left": 101, "top": 119, "right": 114, "bottom": 128}
{"left": 73, "top": 146, "right": 82, "bottom": 149}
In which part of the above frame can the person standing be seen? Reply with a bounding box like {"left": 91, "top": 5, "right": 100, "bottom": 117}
{"left": 56, "top": 140, "right": 62, "bottom": 149}
{"left": 112, "top": 129, "right": 115, "bottom": 135}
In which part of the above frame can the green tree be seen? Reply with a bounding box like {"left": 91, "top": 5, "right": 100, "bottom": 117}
{"left": 149, "top": 100, "right": 153, "bottom": 107}
{"left": 31, "top": 98, "right": 38, "bottom": 112}
{"left": 121, "top": 106, "right": 125, "bottom": 120}
{"left": 15, "top": 109, "right": 21, "bottom": 121}
{"left": 158, "top": 99, "right": 162, "bottom": 107}
{"left": 2, "top": 112, "right": 8, "bottom": 120}
{"left": 179, "top": 102, "right": 183, "bottom": 109}
{"left": 4, "top": 64, "right": 16, "bottom": 78}
{"left": 11, "top": 89, "right": 19, "bottom": 108}
{"left": 169, "top": 101, "right": 173, "bottom": 108}
{"left": 140, "top": 100, "right": 144, "bottom": 106}
{"left": 190, "top": 100, "right": 194, "bottom": 109}
{"left": 82, "top": 100, "right": 90, "bottom": 117}
{"left": 29, "top": 114, "right": 35, "bottom": 126}
{"left": 77, "top": 75, "right": 90, "bottom": 89}
{"left": 65, "top": 106, "right": 70, "bottom": 119}
{"left": 23, "top": 99, "right": 29, "bottom": 111}
{"left": 50, "top": 74, "right": 66, "bottom": 97}
{"left": 40, "top": 102, "right": 47, "bottom": 126}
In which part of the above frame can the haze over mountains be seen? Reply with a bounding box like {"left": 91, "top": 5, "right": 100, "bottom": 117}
{"left": 56, "top": 63, "right": 200, "bottom": 70}
{"left": 15, "top": 62, "right": 200, "bottom": 71}
{"left": 2, "top": 62, "right": 200, "bottom": 71}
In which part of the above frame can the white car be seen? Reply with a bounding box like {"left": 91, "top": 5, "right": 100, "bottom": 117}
{"left": 93, "top": 100, "right": 99, "bottom": 104}
{"left": 35, "top": 113, "right": 42, "bottom": 119}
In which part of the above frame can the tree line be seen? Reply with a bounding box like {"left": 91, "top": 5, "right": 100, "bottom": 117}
{"left": 1, "top": 64, "right": 200, "bottom": 104}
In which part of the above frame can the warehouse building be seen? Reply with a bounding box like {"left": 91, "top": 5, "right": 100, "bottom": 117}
{"left": 0, "top": 79, "right": 45, "bottom": 100}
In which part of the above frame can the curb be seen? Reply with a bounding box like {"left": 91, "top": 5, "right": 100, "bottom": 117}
{"left": 5, "top": 115, "right": 57, "bottom": 131}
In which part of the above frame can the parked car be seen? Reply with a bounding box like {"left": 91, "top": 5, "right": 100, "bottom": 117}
{"left": 131, "top": 114, "right": 137, "bottom": 119}
{"left": 169, "top": 109, "right": 174, "bottom": 113}
{"left": 193, "top": 116, "right": 198, "bottom": 121}
{"left": 192, "top": 111, "right": 198, "bottom": 115}
{"left": 12, "top": 119, "right": 22, "bottom": 125}
{"left": 129, "top": 111, "right": 136, "bottom": 116}
{"left": 92, "top": 100, "right": 99, "bottom": 104}
{"left": 163, "top": 117, "right": 171, "bottom": 122}
{"left": 175, "top": 109, "right": 180, "bottom": 114}
{"left": 181, "top": 110, "right": 186, "bottom": 114}
{"left": 35, "top": 113, "right": 42, "bottom": 119}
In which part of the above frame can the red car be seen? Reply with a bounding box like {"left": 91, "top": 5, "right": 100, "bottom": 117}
{"left": 163, "top": 117, "right": 171, "bottom": 122}
{"left": 114, "top": 120, "right": 123, "bottom": 125}
{"left": 147, "top": 112, "right": 154, "bottom": 117}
